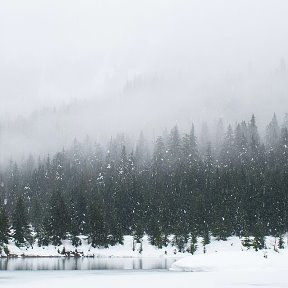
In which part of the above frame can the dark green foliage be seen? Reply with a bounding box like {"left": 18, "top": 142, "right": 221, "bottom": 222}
{"left": 253, "top": 236, "right": 265, "bottom": 251}
{"left": 202, "top": 229, "right": 211, "bottom": 246}
{"left": 12, "top": 197, "right": 33, "bottom": 247}
{"left": 189, "top": 233, "right": 198, "bottom": 255}
{"left": 0, "top": 206, "right": 9, "bottom": 246}
{"left": 133, "top": 222, "right": 144, "bottom": 243}
{"left": 3, "top": 246, "right": 9, "bottom": 256}
{"left": 242, "top": 237, "right": 253, "bottom": 249}
{"left": 278, "top": 235, "right": 285, "bottom": 249}
{"left": 47, "top": 189, "right": 70, "bottom": 246}
{"left": 173, "top": 234, "right": 187, "bottom": 252}
{"left": 71, "top": 235, "right": 82, "bottom": 247}
{"left": 148, "top": 220, "right": 164, "bottom": 248}
{"left": 37, "top": 221, "right": 50, "bottom": 247}
{"left": 139, "top": 241, "right": 143, "bottom": 254}
{"left": 0, "top": 114, "right": 288, "bottom": 251}
{"left": 87, "top": 193, "right": 108, "bottom": 247}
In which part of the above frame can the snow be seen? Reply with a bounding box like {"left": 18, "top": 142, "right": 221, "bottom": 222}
{"left": 4, "top": 235, "right": 287, "bottom": 258}
{"left": 170, "top": 250, "right": 284, "bottom": 272}
{"left": 1, "top": 269, "right": 288, "bottom": 288}
{"left": 5, "top": 235, "right": 186, "bottom": 258}
{"left": 2, "top": 236, "right": 288, "bottom": 287}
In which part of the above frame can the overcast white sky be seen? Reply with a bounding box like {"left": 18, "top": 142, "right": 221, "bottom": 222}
{"left": 0, "top": 0, "right": 288, "bottom": 163}
{"left": 1, "top": 0, "right": 288, "bottom": 120}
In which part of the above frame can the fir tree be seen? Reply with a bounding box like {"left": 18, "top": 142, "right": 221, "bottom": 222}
{"left": 266, "top": 113, "right": 280, "bottom": 150}
{"left": 12, "top": 197, "right": 33, "bottom": 247}
{"left": 0, "top": 206, "right": 9, "bottom": 246}
{"left": 47, "top": 189, "right": 70, "bottom": 245}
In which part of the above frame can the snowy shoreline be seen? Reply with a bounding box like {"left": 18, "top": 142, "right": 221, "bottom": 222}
{"left": 1, "top": 235, "right": 188, "bottom": 258}
{"left": 1, "top": 235, "right": 286, "bottom": 259}
{"left": 2, "top": 236, "right": 288, "bottom": 288}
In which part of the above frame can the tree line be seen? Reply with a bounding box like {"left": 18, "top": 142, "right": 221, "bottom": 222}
{"left": 1, "top": 114, "right": 288, "bottom": 253}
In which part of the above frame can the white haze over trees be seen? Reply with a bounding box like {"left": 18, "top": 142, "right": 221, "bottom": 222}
{"left": 0, "top": 0, "right": 288, "bottom": 163}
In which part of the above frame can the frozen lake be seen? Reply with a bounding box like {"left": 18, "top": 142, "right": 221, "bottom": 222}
{"left": 0, "top": 257, "right": 179, "bottom": 271}
{"left": 1, "top": 269, "right": 287, "bottom": 288}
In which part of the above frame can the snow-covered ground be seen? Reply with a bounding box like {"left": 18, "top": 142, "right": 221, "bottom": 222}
{"left": 3, "top": 235, "right": 285, "bottom": 258}
{"left": 171, "top": 250, "right": 286, "bottom": 272}
{"left": 2, "top": 236, "right": 288, "bottom": 287}
{"left": 4, "top": 235, "right": 186, "bottom": 258}
{"left": 1, "top": 269, "right": 288, "bottom": 288}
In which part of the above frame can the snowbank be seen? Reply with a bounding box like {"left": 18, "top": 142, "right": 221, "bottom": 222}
{"left": 170, "top": 250, "right": 288, "bottom": 272}
{"left": 2, "top": 268, "right": 288, "bottom": 288}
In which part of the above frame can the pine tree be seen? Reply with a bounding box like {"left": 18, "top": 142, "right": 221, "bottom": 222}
{"left": 282, "top": 113, "right": 288, "bottom": 129}
{"left": 266, "top": 113, "right": 280, "bottom": 150}
{"left": 37, "top": 217, "right": 50, "bottom": 246}
{"left": 135, "top": 131, "right": 149, "bottom": 168}
{"left": 181, "top": 124, "right": 198, "bottom": 164}
{"left": 5, "top": 161, "right": 21, "bottom": 215}
{"left": 214, "top": 118, "right": 225, "bottom": 157}
{"left": 252, "top": 221, "right": 265, "bottom": 251}
{"left": 167, "top": 126, "right": 181, "bottom": 167}
{"left": 248, "top": 114, "right": 260, "bottom": 160}
{"left": 234, "top": 123, "right": 249, "bottom": 168}
{"left": 87, "top": 192, "right": 107, "bottom": 247}
{"left": 189, "top": 232, "right": 198, "bottom": 255}
{"left": 202, "top": 142, "right": 214, "bottom": 234}
{"left": 278, "top": 234, "right": 285, "bottom": 249}
{"left": 199, "top": 122, "right": 210, "bottom": 156}
{"left": 47, "top": 189, "right": 70, "bottom": 245}
{"left": 147, "top": 136, "right": 167, "bottom": 247}
{"left": 12, "top": 197, "right": 33, "bottom": 247}
{"left": 2, "top": 115, "right": 288, "bottom": 254}
{"left": 0, "top": 206, "right": 10, "bottom": 246}
{"left": 220, "top": 125, "right": 235, "bottom": 166}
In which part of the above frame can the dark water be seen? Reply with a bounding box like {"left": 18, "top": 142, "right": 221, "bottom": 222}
{"left": 0, "top": 257, "right": 179, "bottom": 271}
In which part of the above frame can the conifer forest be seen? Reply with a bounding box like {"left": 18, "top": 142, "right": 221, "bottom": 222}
{"left": 1, "top": 113, "right": 288, "bottom": 252}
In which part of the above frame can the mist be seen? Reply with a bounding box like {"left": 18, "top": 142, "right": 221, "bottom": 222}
{"left": 1, "top": 0, "right": 288, "bottom": 163}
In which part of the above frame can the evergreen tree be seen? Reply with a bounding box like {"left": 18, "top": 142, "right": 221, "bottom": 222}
{"left": 266, "top": 113, "right": 280, "bottom": 150}
{"left": 214, "top": 118, "right": 225, "bottom": 157}
{"left": 282, "top": 113, "right": 288, "bottom": 129}
{"left": 189, "top": 232, "right": 198, "bottom": 255}
{"left": 278, "top": 234, "right": 285, "bottom": 249}
{"left": 199, "top": 122, "right": 210, "bottom": 156}
{"left": 87, "top": 192, "right": 107, "bottom": 247}
{"left": 12, "top": 197, "right": 33, "bottom": 247}
{"left": 147, "top": 136, "right": 167, "bottom": 247}
{"left": 47, "top": 189, "right": 70, "bottom": 245}
{"left": 220, "top": 125, "right": 235, "bottom": 166}
{"left": 37, "top": 217, "right": 50, "bottom": 246}
{"left": 0, "top": 206, "right": 9, "bottom": 246}
{"left": 1, "top": 114, "right": 288, "bottom": 252}
{"left": 135, "top": 131, "right": 149, "bottom": 168}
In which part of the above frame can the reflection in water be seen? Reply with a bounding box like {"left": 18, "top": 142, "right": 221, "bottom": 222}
{"left": 0, "top": 257, "right": 179, "bottom": 271}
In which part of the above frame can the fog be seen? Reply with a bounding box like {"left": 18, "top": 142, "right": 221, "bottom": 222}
{"left": 0, "top": 0, "right": 288, "bottom": 163}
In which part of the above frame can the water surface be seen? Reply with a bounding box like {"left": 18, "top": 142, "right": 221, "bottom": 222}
{"left": 0, "top": 257, "right": 179, "bottom": 271}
